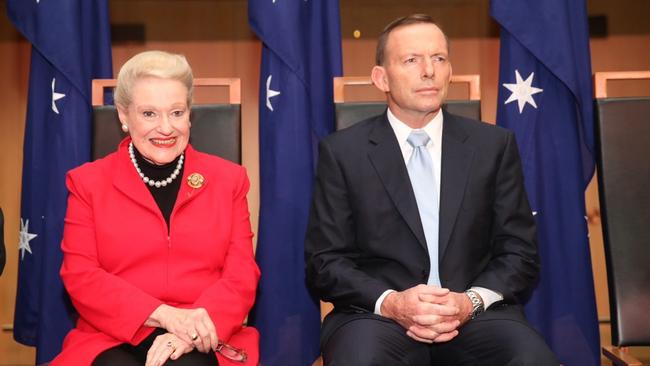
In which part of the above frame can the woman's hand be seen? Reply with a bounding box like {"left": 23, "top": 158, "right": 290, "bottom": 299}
{"left": 145, "top": 332, "right": 193, "bottom": 366}
{"left": 146, "top": 304, "right": 218, "bottom": 353}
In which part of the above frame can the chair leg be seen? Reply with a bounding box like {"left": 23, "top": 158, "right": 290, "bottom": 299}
{"left": 603, "top": 345, "right": 644, "bottom": 366}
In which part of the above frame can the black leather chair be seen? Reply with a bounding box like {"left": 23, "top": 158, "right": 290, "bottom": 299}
{"left": 332, "top": 75, "right": 481, "bottom": 131}
{"left": 91, "top": 78, "right": 241, "bottom": 163}
{"left": 594, "top": 71, "right": 650, "bottom": 366}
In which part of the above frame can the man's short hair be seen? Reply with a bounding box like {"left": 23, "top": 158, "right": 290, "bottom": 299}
{"left": 375, "top": 14, "right": 449, "bottom": 66}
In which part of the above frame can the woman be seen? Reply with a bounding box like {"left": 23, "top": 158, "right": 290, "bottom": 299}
{"left": 51, "top": 51, "right": 259, "bottom": 366}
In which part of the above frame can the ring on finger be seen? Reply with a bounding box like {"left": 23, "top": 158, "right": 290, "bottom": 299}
{"left": 167, "top": 340, "right": 176, "bottom": 352}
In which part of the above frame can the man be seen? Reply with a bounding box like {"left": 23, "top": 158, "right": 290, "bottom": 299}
{"left": 305, "top": 14, "right": 558, "bottom": 365}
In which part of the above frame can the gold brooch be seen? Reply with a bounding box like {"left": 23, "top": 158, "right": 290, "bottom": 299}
{"left": 187, "top": 173, "right": 205, "bottom": 189}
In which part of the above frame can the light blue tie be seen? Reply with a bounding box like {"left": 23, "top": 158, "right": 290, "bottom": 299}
{"left": 406, "top": 131, "right": 441, "bottom": 286}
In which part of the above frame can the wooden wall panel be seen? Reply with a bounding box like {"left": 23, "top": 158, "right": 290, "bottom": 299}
{"left": 0, "top": 39, "right": 36, "bottom": 365}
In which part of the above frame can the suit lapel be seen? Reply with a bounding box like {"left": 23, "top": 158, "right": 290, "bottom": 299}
{"left": 112, "top": 139, "right": 162, "bottom": 217}
{"left": 367, "top": 114, "right": 428, "bottom": 251}
{"left": 439, "top": 112, "right": 474, "bottom": 259}
{"left": 173, "top": 145, "right": 209, "bottom": 213}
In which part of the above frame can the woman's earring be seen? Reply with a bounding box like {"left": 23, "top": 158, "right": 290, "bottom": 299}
{"left": 121, "top": 124, "right": 129, "bottom": 133}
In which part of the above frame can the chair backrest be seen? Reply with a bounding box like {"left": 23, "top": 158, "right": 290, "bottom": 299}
{"left": 91, "top": 78, "right": 241, "bottom": 163}
{"left": 594, "top": 71, "right": 650, "bottom": 346}
{"left": 333, "top": 75, "right": 481, "bottom": 130}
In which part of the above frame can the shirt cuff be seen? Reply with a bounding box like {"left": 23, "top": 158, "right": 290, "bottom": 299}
{"left": 374, "top": 289, "right": 395, "bottom": 316}
{"left": 471, "top": 286, "right": 503, "bottom": 309}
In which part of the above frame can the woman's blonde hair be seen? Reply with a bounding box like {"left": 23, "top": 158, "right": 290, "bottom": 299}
{"left": 114, "top": 50, "right": 194, "bottom": 108}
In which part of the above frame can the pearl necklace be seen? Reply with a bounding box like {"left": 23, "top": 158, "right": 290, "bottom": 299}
{"left": 128, "top": 142, "right": 184, "bottom": 188}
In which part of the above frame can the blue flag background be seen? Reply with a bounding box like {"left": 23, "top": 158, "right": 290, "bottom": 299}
{"left": 491, "top": 1, "right": 600, "bottom": 365}
{"left": 248, "top": 1, "right": 342, "bottom": 365}
{"left": 7, "top": 1, "right": 112, "bottom": 363}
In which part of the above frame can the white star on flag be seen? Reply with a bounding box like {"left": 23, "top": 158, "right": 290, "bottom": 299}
{"left": 266, "top": 74, "right": 281, "bottom": 111}
{"left": 51, "top": 78, "right": 66, "bottom": 114}
{"left": 502, "top": 70, "right": 543, "bottom": 113}
{"left": 19, "top": 218, "right": 38, "bottom": 260}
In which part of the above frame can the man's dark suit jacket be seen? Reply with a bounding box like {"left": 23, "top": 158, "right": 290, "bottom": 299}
{"left": 305, "top": 110, "right": 539, "bottom": 333}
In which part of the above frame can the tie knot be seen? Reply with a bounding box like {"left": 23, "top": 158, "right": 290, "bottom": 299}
{"left": 407, "top": 130, "right": 431, "bottom": 148}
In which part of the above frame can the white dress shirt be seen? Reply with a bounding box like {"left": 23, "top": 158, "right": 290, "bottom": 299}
{"left": 374, "top": 108, "right": 503, "bottom": 315}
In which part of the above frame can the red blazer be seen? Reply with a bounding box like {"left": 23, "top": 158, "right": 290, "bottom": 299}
{"left": 52, "top": 139, "right": 260, "bottom": 365}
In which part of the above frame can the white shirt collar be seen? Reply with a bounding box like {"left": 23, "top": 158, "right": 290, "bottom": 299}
{"left": 386, "top": 108, "right": 443, "bottom": 146}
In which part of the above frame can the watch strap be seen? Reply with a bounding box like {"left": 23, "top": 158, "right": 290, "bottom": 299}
{"left": 465, "top": 289, "right": 485, "bottom": 319}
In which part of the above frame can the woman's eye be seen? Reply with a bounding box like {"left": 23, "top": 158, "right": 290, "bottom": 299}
{"left": 405, "top": 57, "right": 417, "bottom": 64}
{"left": 142, "top": 111, "right": 155, "bottom": 118}
{"left": 172, "top": 110, "right": 185, "bottom": 117}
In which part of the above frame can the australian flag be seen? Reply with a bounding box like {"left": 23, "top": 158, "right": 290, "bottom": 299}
{"left": 492, "top": 0, "right": 600, "bottom": 365}
{"left": 248, "top": 1, "right": 342, "bottom": 365}
{"left": 7, "top": 0, "right": 112, "bottom": 363}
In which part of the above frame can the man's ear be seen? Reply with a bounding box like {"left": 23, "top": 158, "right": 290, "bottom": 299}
{"left": 371, "top": 65, "right": 390, "bottom": 93}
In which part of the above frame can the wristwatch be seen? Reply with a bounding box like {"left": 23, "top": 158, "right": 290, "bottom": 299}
{"left": 464, "top": 289, "right": 485, "bottom": 319}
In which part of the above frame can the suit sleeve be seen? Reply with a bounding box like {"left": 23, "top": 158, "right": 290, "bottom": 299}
{"left": 192, "top": 167, "right": 260, "bottom": 342}
{"left": 305, "top": 140, "right": 390, "bottom": 312}
{"left": 471, "top": 131, "right": 539, "bottom": 302}
{"left": 60, "top": 171, "right": 162, "bottom": 344}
